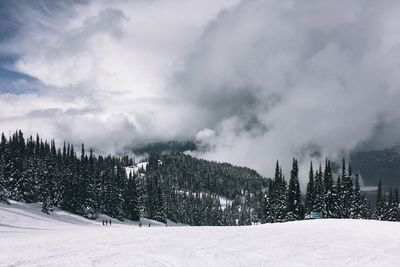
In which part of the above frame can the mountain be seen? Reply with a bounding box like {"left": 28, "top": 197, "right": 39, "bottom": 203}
{"left": 130, "top": 139, "right": 400, "bottom": 188}
{"left": 351, "top": 147, "right": 400, "bottom": 188}
{"left": 132, "top": 140, "right": 197, "bottom": 155}
{"left": 131, "top": 140, "right": 400, "bottom": 188}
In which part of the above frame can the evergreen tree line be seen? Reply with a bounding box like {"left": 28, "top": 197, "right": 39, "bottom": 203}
{"left": 0, "top": 131, "right": 134, "bottom": 220}
{"left": 0, "top": 130, "right": 399, "bottom": 225}
{"left": 259, "top": 159, "right": 399, "bottom": 223}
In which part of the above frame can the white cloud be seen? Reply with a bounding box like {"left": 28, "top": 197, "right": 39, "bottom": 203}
{"left": 0, "top": 0, "right": 240, "bottom": 152}
{"left": 2, "top": 0, "right": 400, "bottom": 183}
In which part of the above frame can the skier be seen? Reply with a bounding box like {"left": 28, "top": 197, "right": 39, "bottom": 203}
{"left": 109, "top": 219, "right": 112, "bottom": 226}
{"left": 139, "top": 222, "right": 142, "bottom": 227}
{"left": 105, "top": 220, "right": 108, "bottom": 226}
{"left": 148, "top": 223, "right": 151, "bottom": 227}
{"left": 102, "top": 219, "right": 105, "bottom": 226}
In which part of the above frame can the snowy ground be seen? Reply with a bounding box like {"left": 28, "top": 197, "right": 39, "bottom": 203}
{"left": 125, "top": 162, "right": 147, "bottom": 177}
{"left": 1, "top": 201, "right": 400, "bottom": 266}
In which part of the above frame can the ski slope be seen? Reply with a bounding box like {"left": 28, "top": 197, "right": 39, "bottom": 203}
{"left": 1, "top": 201, "right": 400, "bottom": 266}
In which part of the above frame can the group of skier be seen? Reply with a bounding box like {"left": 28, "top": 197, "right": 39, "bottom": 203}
{"left": 138, "top": 222, "right": 152, "bottom": 227}
{"left": 101, "top": 219, "right": 112, "bottom": 226}
{"left": 100, "top": 219, "right": 164, "bottom": 227}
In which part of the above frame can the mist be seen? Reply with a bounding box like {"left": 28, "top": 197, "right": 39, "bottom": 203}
{"left": 174, "top": 0, "right": 400, "bottom": 181}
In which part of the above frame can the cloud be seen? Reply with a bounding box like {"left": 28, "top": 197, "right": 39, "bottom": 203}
{"left": 0, "top": 0, "right": 239, "bottom": 153}
{"left": 2, "top": 0, "right": 400, "bottom": 184}
{"left": 173, "top": 0, "right": 400, "bottom": 182}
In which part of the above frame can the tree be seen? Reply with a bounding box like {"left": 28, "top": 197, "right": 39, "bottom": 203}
{"left": 82, "top": 148, "right": 98, "bottom": 219}
{"left": 1, "top": 129, "right": 398, "bottom": 225}
{"left": 287, "top": 158, "right": 303, "bottom": 220}
{"left": 373, "top": 179, "right": 385, "bottom": 220}
{"left": 331, "top": 175, "right": 344, "bottom": 218}
{"left": 324, "top": 159, "right": 337, "bottom": 218}
{"left": 351, "top": 173, "right": 369, "bottom": 219}
{"left": 313, "top": 164, "right": 326, "bottom": 216}
{"left": 124, "top": 171, "right": 140, "bottom": 221}
{"left": 395, "top": 189, "right": 400, "bottom": 221}
{"left": 270, "top": 161, "right": 287, "bottom": 222}
{"left": 323, "top": 159, "right": 333, "bottom": 192}
{"left": 40, "top": 150, "right": 55, "bottom": 214}
{"left": 261, "top": 192, "right": 274, "bottom": 223}
{"left": 305, "top": 161, "right": 315, "bottom": 215}
{"left": 0, "top": 133, "right": 9, "bottom": 203}
{"left": 340, "top": 158, "right": 353, "bottom": 218}
{"left": 386, "top": 188, "right": 399, "bottom": 221}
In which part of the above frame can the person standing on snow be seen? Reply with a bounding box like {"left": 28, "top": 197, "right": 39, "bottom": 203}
{"left": 109, "top": 219, "right": 112, "bottom": 226}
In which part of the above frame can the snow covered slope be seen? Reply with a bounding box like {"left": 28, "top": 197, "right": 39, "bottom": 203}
{"left": 0, "top": 200, "right": 165, "bottom": 231}
{"left": 125, "top": 161, "right": 148, "bottom": 177}
{"left": 1, "top": 201, "right": 400, "bottom": 266}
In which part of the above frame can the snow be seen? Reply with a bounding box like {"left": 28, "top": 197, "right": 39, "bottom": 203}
{"left": 361, "top": 186, "right": 378, "bottom": 192}
{"left": 1, "top": 201, "right": 400, "bottom": 266}
{"left": 219, "top": 196, "right": 232, "bottom": 210}
{"left": 175, "top": 191, "right": 232, "bottom": 210}
{"left": 125, "top": 161, "right": 148, "bottom": 177}
{"left": 0, "top": 200, "right": 165, "bottom": 230}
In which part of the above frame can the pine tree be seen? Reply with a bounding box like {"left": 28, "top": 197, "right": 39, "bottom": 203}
{"left": 305, "top": 161, "right": 315, "bottom": 216}
{"left": 0, "top": 169, "right": 7, "bottom": 204}
{"left": 324, "top": 160, "right": 337, "bottom": 218}
{"left": 109, "top": 160, "right": 125, "bottom": 220}
{"left": 373, "top": 179, "right": 385, "bottom": 220}
{"left": 82, "top": 148, "right": 97, "bottom": 219}
{"left": 270, "top": 161, "right": 287, "bottom": 222}
{"left": 287, "top": 158, "right": 302, "bottom": 220}
{"left": 350, "top": 173, "right": 367, "bottom": 219}
{"left": 0, "top": 133, "right": 9, "bottom": 204}
{"left": 386, "top": 188, "right": 399, "bottom": 221}
{"left": 238, "top": 204, "right": 251, "bottom": 225}
{"left": 339, "top": 158, "right": 353, "bottom": 218}
{"left": 313, "top": 164, "right": 326, "bottom": 216}
{"left": 40, "top": 152, "right": 55, "bottom": 214}
{"left": 394, "top": 189, "right": 399, "bottom": 221}
{"left": 5, "top": 131, "right": 24, "bottom": 201}
{"left": 323, "top": 159, "right": 333, "bottom": 192}
{"left": 21, "top": 136, "right": 36, "bottom": 203}
{"left": 261, "top": 192, "right": 274, "bottom": 223}
{"left": 332, "top": 175, "right": 344, "bottom": 218}
{"left": 123, "top": 171, "right": 140, "bottom": 221}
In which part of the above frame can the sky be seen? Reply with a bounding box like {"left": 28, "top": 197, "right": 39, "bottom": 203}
{"left": 1, "top": 0, "right": 400, "bottom": 181}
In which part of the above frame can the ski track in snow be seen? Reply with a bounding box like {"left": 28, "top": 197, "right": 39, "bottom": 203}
{"left": 1, "top": 201, "right": 400, "bottom": 267}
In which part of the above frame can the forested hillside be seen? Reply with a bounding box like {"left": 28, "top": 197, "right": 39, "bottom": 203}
{"left": 351, "top": 147, "right": 400, "bottom": 188}
{"left": 145, "top": 153, "right": 267, "bottom": 225}
{"left": 132, "top": 140, "right": 400, "bottom": 189}
{"left": 0, "top": 130, "right": 399, "bottom": 226}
